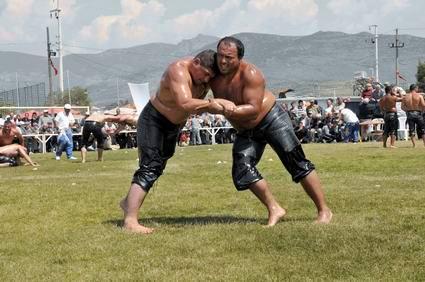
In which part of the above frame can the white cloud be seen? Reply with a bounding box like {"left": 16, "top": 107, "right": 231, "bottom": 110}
{"left": 161, "top": 0, "right": 319, "bottom": 43}
{"left": 77, "top": 0, "right": 164, "bottom": 45}
{"left": 4, "top": 0, "right": 34, "bottom": 18}
{"left": 325, "top": 0, "right": 412, "bottom": 33}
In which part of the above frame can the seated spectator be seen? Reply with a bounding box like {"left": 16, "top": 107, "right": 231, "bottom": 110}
{"left": 372, "top": 84, "right": 384, "bottom": 101}
{"left": 334, "top": 97, "right": 346, "bottom": 111}
{"left": 324, "top": 98, "right": 334, "bottom": 118}
{"left": 296, "top": 100, "right": 307, "bottom": 119}
{"left": 361, "top": 83, "right": 374, "bottom": 103}
{"left": 38, "top": 110, "right": 55, "bottom": 133}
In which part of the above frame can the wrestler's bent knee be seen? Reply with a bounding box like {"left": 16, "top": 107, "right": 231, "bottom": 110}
{"left": 232, "top": 159, "right": 263, "bottom": 191}
{"left": 132, "top": 168, "right": 161, "bottom": 192}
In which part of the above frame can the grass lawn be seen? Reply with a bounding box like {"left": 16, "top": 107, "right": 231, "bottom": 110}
{"left": 1, "top": 141, "right": 425, "bottom": 281}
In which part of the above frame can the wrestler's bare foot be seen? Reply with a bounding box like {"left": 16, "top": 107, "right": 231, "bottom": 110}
{"left": 390, "top": 145, "right": 397, "bottom": 149}
{"left": 123, "top": 221, "right": 154, "bottom": 234}
{"left": 314, "top": 209, "right": 333, "bottom": 224}
{"left": 119, "top": 198, "right": 154, "bottom": 234}
{"left": 266, "top": 206, "right": 286, "bottom": 227}
{"left": 81, "top": 159, "right": 86, "bottom": 163}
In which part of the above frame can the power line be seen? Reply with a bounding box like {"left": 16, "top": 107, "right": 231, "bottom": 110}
{"left": 63, "top": 50, "right": 134, "bottom": 78}
{"left": 62, "top": 42, "right": 182, "bottom": 58}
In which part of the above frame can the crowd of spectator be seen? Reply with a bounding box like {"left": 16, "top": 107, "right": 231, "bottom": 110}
{"left": 179, "top": 113, "right": 235, "bottom": 146}
{"left": 278, "top": 82, "right": 418, "bottom": 144}
{"left": 0, "top": 109, "right": 235, "bottom": 153}
{"left": 0, "top": 109, "right": 138, "bottom": 153}
{"left": 1, "top": 82, "right": 419, "bottom": 154}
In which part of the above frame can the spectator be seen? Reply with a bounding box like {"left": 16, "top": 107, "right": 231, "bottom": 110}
{"left": 54, "top": 104, "right": 77, "bottom": 160}
{"left": 361, "top": 83, "right": 374, "bottom": 103}
{"left": 372, "top": 84, "right": 384, "bottom": 101}
{"left": 190, "top": 114, "right": 202, "bottom": 145}
{"left": 30, "top": 112, "right": 39, "bottom": 127}
{"left": 338, "top": 108, "right": 360, "bottom": 143}
{"left": 334, "top": 97, "right": 346, "bottom": 111}
{"left": 295, "top": 100, "right": 306, "bottom": 119}
{"left": 38, "top": 110, "right": 54, "bottom": 133}
{"left": 324, "top": 98, "right": 334, "bottom": 118}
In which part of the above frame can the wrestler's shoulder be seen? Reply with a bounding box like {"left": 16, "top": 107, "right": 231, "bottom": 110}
{"left": 240, "top": 61, "right": 264, "bottom": 83}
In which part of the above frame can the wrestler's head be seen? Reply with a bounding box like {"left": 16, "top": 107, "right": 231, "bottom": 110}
{"left": 191, "top": 49, "right": 217, "bottom": 85}
{"left": 2, "top": 120, "right": 12, "bottom": 135}
{"left": 216, "top": 36, "right": 244, "bottom": 75}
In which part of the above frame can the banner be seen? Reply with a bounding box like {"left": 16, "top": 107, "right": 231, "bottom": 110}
{"left": 127, "top": 82, "right": 151, "bottom": 115}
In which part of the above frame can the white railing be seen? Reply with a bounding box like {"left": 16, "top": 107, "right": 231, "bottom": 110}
{"left": 22, "top": 127, "right": 234, "bottom": 153}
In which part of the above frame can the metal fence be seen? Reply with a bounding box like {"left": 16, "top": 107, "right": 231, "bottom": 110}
{"left": 0, "top": 82, "right": 46, "bottom": 107}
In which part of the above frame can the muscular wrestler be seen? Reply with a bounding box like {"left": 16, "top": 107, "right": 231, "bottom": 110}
{"left": 0, "top": 120, "right": 38, "bottom": 166}
{"left": 80, "top": 112, "right": 138, "bottom": 163}
{"left": 379, "top": 86, "right": 403, "bottom": 148}
{"left": 209, "top": 37, "right": 332, "bottom": 225}
{"left": 401, "top": 84, "right": 425, "bottom": 147}
{"left": 119, "top": 49, "right": 236, "bottom": 234}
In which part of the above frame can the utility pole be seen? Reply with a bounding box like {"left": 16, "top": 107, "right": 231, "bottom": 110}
{"left": 15, "top": 72, "right": 19, "bottom": 107}
{"left": 389, "top": 28, "right": 404, "bottom": 85}
{"left": 116, "top": 78, "right": 120, "bottom": 106}
{"left": 50, "top": 0, "right": 64, "bottom": 94}
{"left": 67, "top": 70, "right": 71, "bottom": 104}
{"left": 46, "top": 27, "right": 53, "bottom": 98}
{"left": 369, "top": 25, "right": 379, "bottom": 82}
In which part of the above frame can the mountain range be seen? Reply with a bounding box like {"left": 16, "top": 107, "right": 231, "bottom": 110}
{"left": 1, "top": 31, "right": 425, "bottom": 106}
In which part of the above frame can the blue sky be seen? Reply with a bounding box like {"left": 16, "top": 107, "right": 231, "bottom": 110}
{"left": 1, "top": 0, "right": 425, "bottom": 56}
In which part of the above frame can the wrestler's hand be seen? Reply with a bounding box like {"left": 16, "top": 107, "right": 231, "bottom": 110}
{"left": 206, "top": 98, "right": 224, "bottom": 113}
{"left": 213, "top": 98, "right": 236, "bottom": 117}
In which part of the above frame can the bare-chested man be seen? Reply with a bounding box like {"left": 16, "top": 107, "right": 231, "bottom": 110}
{"left": 379, "top": 86, "right": 403, "bottom": 148}
{"left": 401, "top": 84, "right": 425, "bottom": 147}
{"left": 119, "top": 49, "right": 236, "bottom": 234}
{"left": 0, "top": 120, "right": 38, "bottom": 167}
{"left": 209, "top": 37, "right": 332, "bottom": 225}
{"left": 80, "top": 112, "right": 138, "bottom": 163}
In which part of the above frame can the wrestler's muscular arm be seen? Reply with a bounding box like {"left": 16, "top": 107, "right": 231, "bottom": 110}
{"left": 15, "top": 128, "right": 25, "bottom": 146}
{"left": 420, "top": 95, "right": 425, "bottom": 111}
{"left": 379, "top": 97, "right": 385, "bottom": 111}
{"left": 225, "top": 65, "right": 265, "bottom": 121}
{"left": 169, "top": 64, "right": 235, "bottom": 115}
{"left": 401, "top": 95, "right": 409, "bottom": 112}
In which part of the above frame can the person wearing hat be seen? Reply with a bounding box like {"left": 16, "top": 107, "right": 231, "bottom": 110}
{"left": 38, "top": 109, "right": 54, "bottom": 133}
{"left": 54, "top": 104, "right": 77, "bottom": 160}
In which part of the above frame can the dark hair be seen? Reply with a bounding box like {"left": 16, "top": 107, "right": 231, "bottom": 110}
{"left": 194, "top": 49, "right": 218, "bottom": 74}
{"left": 217, "top": 36, "right": 245, "bottom": 59}
{"left": 385, "top": 85, "right": 392, "bottom": 94}
{"left": 327, "top": 98, "right": 334, "bottom": 103}
{"left": 409, "top": 84, "right": 418, "bottom": 92}
{"left": 3, "top": 120, "right": 12, "bottom": 126}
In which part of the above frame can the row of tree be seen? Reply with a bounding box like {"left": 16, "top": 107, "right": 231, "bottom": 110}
{"left": 417, "top": 61, "right": 425, "bottom": 89}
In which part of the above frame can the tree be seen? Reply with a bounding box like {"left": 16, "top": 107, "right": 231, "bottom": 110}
{"left": 417, "top": 61, "right": 425, "bottom": 84}
{"left": 45, "top": 87, "right": 91, "bottom": 107}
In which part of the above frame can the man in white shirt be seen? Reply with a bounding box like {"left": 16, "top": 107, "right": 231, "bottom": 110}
{"left": 339, "top": 108, "right": 360, "bottom": 143}
{"left": 54, "top": 104, "right": 77, "bottom": 160}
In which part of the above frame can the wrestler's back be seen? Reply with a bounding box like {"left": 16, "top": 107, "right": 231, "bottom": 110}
{"left": 151, "top": 60, "right": 208, "bottom": 125}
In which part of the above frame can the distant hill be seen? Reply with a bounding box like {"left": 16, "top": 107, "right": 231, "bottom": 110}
{"left": 1, "top": 32, "right": 425, "bottom": 106}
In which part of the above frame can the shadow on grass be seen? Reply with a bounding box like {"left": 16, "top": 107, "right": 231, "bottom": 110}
{"left": 104, "top": 215, "right": 262, "bottom": 228}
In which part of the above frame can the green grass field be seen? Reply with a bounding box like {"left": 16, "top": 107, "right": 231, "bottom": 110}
{"left": 1, "top": 142, "right": 425, "bottom": 281}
